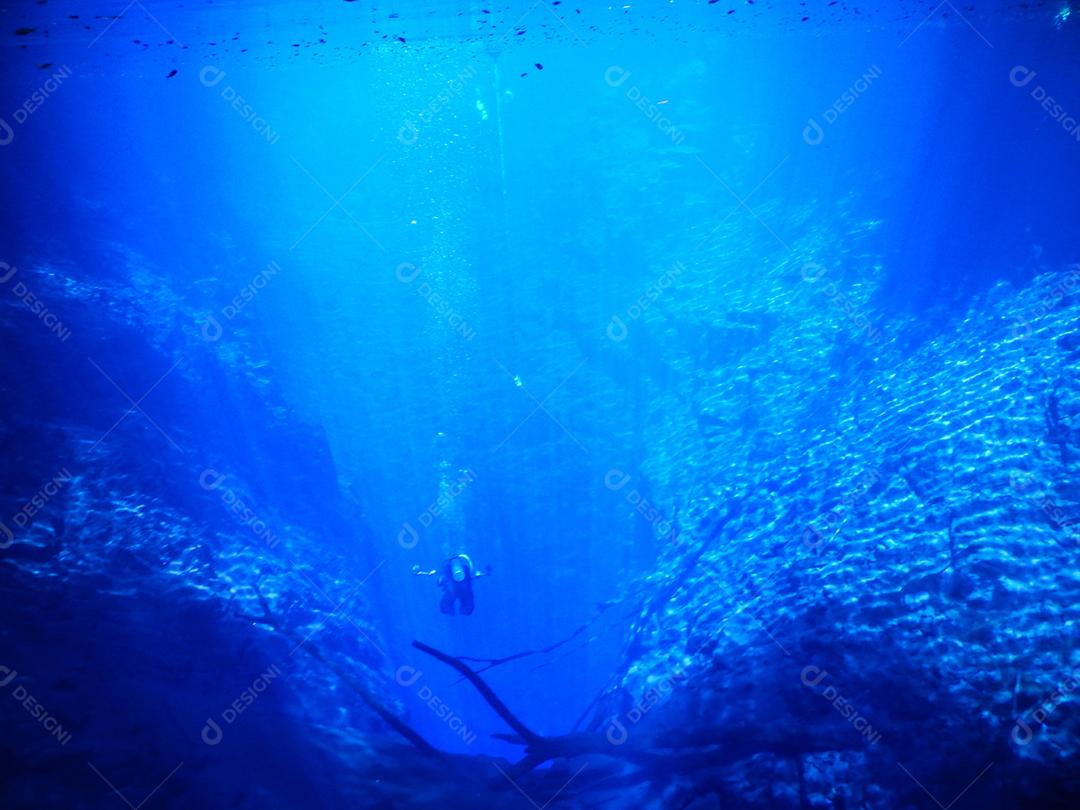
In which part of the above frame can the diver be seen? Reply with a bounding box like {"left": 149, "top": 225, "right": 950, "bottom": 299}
{"left": 412, "top": 553, "right": 492, "bottom": 615}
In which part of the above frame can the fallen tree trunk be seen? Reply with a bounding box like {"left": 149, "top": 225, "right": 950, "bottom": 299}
{"left": 240, "top": 583, "right": 440, "bottom": 756}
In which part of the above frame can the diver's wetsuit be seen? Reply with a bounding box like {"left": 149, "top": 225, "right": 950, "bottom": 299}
{"left": 438, "top": 554, "right": 476, "bottom": 615}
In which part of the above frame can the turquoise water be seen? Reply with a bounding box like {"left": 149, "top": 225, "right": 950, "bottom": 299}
{"left": 2, "top": 2, "right": 1079, "bottom": 808}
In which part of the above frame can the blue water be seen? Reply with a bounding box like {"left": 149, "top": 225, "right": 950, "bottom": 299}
{"left": 2, "top": 2, "right": 1079, "bottom": 808}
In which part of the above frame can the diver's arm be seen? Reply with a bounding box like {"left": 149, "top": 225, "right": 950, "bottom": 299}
{"left": 474, "top": 564, "right": 493, "bottom": 578}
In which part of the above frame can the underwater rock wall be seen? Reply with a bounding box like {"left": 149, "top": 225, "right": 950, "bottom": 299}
{"left": 4, "top": 243, "right": 1078, "bottom": 809}
{"left": 0, "top": 258, "right": 392, "bottom": 807}
{"left": 597, "top": 266, "right": 1080, "bottom": 807}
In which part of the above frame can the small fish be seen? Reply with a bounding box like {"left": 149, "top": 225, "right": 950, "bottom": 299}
{"left": 535, "top": 62, "right": 543, "bottom": 70}
{"left": 15, "top": 27, "right": 36, "bottom": 36}
{"left": 166, "top": 69, "right": 177, "bottom": 78}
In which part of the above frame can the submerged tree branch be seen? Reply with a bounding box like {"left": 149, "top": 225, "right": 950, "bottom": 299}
{"left": 453, "top": 598, "right": 634, "bottom": 677}
{"left": 455, "top": 622, "right": 589, "bottom": 673}
{"left": 239, "top": 582, "right": 440, "bottom": 756}
{"left": 413, "top": 640, "right": 543, "bottom": 746}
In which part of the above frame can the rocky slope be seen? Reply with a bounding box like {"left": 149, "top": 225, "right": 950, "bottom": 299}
{"left": 0, "top": 255, "right": 396, "bottom": 808}
{"left": 586, "top": 265, "right": 1080, "bottom": 808}
{"left": 4, "top": 245, "right": 1078, "bottom": 809}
